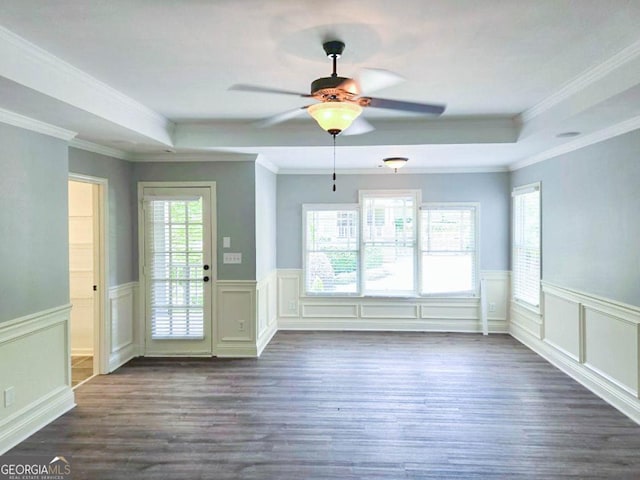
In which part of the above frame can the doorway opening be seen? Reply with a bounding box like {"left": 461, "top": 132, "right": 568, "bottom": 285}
{"left": 68, "top": 175, "right": 108, "bottom": 388}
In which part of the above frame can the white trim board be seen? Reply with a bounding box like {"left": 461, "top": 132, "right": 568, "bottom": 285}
{"left": 521, "top": 38, "right": 640, "bottom": 123}
{"left": 70, "top": 138, "right": 130, "bottom": 161}
{"left": 0, "top": 107, "right": 77, "bottom": 141}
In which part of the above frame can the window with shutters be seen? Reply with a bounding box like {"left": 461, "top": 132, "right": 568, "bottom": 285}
{"left": 420, "top": 204, "right": 478, "bottom": 295}
{"left": 512, "top": 183, "right": 541, "bottom": 309}
{"left": 304, "top": 205, "right": 359, "bottom": 295}
{"left": 360, "top": 191, "right": 418, "bottom": 296}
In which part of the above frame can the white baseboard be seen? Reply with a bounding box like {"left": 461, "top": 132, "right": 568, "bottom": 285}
{"left": 511, "top": 321, "right": 640, "bottom": 425}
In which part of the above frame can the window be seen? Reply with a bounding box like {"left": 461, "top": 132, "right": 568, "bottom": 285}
{"left": 303, "top": 192, "right": 480, "bottom": 297}
{"left": 337, "top": 211, "right": 356, "bottom": 238}
{"left": 421, "top": 204, "right": 478, "bottom": 295}
{"left": 512, "top": 183, "right": 541, "bottom": 308}
{"left": 304, "top": 205, "right": 359, "bottom": 294}
{"left": 361, "top": 191, "right": 418, "bottom": 295}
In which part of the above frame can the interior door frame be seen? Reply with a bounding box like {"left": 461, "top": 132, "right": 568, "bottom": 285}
{"left": 137, "top": 181, "right": 218, "bottom": 356}
{"left": 68, "top": 173, "right": 110, "bottom": 375}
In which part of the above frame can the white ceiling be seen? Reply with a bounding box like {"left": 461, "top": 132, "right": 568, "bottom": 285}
{"left": 0, "top": 0, "right": 640, "bottom": 171}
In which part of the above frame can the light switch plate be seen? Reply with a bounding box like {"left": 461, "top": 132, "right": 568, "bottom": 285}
{"left": 223, "top": 237, "right": 231, "bottom": 248}
{"left": 223, "top": 252, "right": 242, "bottom": 264}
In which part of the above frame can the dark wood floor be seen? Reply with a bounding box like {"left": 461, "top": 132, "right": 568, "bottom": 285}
{"left": 8, "top": 332, "right": 640, "bottom": 479}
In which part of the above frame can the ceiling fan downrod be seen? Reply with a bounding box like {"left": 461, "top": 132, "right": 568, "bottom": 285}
{"left": 323, "top": 41, "right": 345, "bottom": 78}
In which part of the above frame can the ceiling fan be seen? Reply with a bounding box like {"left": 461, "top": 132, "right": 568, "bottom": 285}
{"left": 230, "top": 40, "right": 446, "bottom": 136}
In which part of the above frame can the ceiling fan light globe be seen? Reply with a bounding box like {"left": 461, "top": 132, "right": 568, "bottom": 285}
{"left": 307, "top": 102, "right": 362, "bottom": 134}
{"left": 383, "top": 157, "right": 409, "bottom": 172}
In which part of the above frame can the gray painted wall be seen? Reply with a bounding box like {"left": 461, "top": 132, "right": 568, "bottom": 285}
{"left": 511, "top": 130, "right": 640, "bottom": 307}
{"left": 277, "top": 172, "right": 510, "bottom": 271}
{"left": 0, "top": 124, "right": 69, "bottom": 322}
{"left": 133, "top": 161, "right": 257, "bottom": 280}
{"left": 69, "top": 148, "right": 135, "bottom": 287}
{"left": 255, "top": 162, "right": 277, "bottom": 281}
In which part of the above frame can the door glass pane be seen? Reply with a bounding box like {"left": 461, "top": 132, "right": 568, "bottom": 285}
{"left": 147, "top": 197, "right": 204, "bottom": 339}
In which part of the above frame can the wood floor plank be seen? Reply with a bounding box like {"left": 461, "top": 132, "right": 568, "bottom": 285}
{"left": 7, "top": 332, "right": 640, "bottom": 479}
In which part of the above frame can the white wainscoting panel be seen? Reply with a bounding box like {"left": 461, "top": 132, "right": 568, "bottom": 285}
{"left": 278, "top": 270, "right": 301, "bottom": 318}
{"left": 0, "top": 305, "right": 75, "bottom": 455}
{"left": 583, "top": 305, "right": 638, "bottom": 396}
{"left": 216, "top": 281, "right": 258, "bottom": 357}
{"left": 543, "top": 291, "right": 581, "bottom": 361}
{"left": 108, "top": 282, "right": 138, "bottom": 372}
{"left": 361, "top": 304, "right": 419, "bottom": 319}
{"left": 302, "top": 304, "right": 359, "bottom": 318}
{"left": 278, "top": 270, "right": 509, "bottom": 332}
{"left": 511, "top": 281, "right": 640, "bottom": 425}
{"left": 256, "top": 271, "right": 278, "bottom": 356}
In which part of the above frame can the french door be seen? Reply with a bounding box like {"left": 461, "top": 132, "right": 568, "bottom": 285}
{"left": 141, "top": 184, "right": 216, "bottom": 355}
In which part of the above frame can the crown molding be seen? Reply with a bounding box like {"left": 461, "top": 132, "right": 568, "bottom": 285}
{"left": 0, "top": 107, "right": 77, "bottom": 141}
{"left": 255, "top": 154, "right": 279, "bottom": 174}
{"left": 279, "top": 166, "right": 509, "bottom": 175}
{"left": 69, "top": 139, "right": 130, "bottom": 160}
{"left": 0, "top": 26, "right": 174, "bottom": 145}
{"left": 521, "top": 38, "right": 640, "bottom": 123}
{"left": 130, "top": 152, "right": 258, "bottom": 163}
{"left": 510, "top": 114, "right": 640, "bottom": 171}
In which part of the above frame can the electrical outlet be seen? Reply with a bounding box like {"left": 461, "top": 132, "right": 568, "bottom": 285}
{"left": 488, "top": 302, "right": 497, "bottom": 313}
{"left": 288, "top": 301, "right": 296, "bottom": 312}
{"left": 238, "top": 320, "right": 245, "bottom": 332}
{"left": 4, "top": 387, "right": 15, "bottom": 407}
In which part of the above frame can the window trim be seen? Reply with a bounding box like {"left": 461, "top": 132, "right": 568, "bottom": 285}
{"left": 302, "top": 203, "right": 361, "bottom": 297}
{"left": 419, "top": 202, "right": 481, "bottom": 297}
{"left": 511, "top": 182, "right": 541, "bottom": 311}
{"left": 359, "top": 189, "right": 421, "bottom": 297}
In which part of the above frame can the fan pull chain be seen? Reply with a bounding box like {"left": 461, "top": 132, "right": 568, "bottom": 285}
{"left": 332, "top": 133, "right": 337, "bottom": 192}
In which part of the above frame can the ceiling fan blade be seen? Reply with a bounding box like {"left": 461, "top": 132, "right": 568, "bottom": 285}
{"left": 355, "top": 68, "right": 405, "bottom": 95}
{"left": 256, "top": 106, "right": 310, "bottom": 128}
{"left": 341, "top": 116, "right": 375, "bottom": 136}
{"left": 230, "top": 84, "right": 312, "bottom": 97}
{"left": 364, "top": 97, "right": 446, "bottom": 115}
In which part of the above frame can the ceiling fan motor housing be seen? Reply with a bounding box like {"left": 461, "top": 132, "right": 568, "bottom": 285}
{"left": 310, "top": 76, "right": 359, "bottom": 100}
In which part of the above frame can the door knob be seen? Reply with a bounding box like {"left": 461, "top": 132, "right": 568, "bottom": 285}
{"left": 203, "top": 264, "right": 210, "bottom": 270}
{"left": 203, "top": 276, "right": 210, "bottom": 282}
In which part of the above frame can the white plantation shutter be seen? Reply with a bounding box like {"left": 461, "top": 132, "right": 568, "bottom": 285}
{"left": 304, "top": 205, "right": 359, "bottom": 294}
{"left": 145, "top": 196, "right": 205, "bottom": 339}
{"left": 420, "top": 205, "right": 478, "bottom": 295}
{"left": 513, "top": 184, "right": 541, "bottom": 308}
